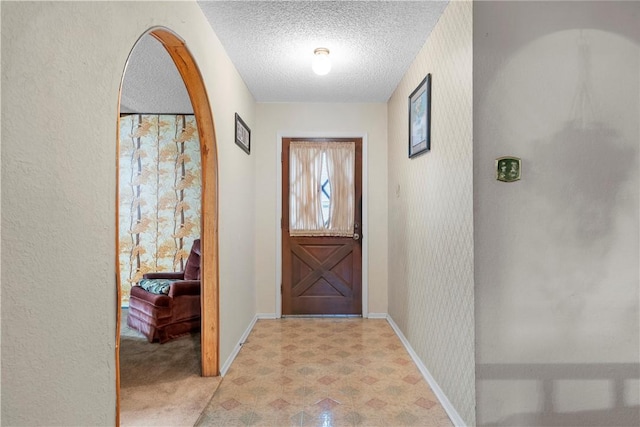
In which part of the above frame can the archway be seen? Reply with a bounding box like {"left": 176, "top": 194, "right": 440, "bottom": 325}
{"left": 115, "top": 27, "right": 219, "bottom": 425}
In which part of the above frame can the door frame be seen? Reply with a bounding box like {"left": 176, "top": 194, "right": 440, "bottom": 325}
{"left": 275, "top": 132, "right": 369, "bottom": 318}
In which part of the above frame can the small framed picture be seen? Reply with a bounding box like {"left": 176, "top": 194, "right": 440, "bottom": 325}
{"left": 235, "top": 113, "right": 250, "bottom": 155}
{"left": 408, "top": 74, "right": 432, "bottom": 158}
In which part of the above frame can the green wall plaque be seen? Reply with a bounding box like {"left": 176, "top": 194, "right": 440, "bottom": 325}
{"left": 496, "top": 156, "right": 521, "bottom": 182}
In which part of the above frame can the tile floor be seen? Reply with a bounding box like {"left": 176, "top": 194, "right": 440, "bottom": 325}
{"left": 196, "top": 318, "right": 452, "bottom": 426}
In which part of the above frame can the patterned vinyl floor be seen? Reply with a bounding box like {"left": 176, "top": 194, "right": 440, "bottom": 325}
{"left": 196, "top": 318, "right": 452, "bottom": 426}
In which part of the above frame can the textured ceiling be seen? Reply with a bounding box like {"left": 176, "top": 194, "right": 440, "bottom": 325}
{"left": 120, "top": 1, "right": 449, "bottom": 109}
{"left": 120, "top": 35, "right": 193, "bottom": 114}
{"left": 198, "top": 1, "right": 448, "bottom": 102}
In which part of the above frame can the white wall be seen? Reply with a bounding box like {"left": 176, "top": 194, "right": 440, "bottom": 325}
{"left": 474, "top": 2, "right": 640, "bottom": 426}
{"left": 1, "top": 2, "right": 255, "bottom": 425}
{"left": 387, "top": 1, "right": 475, "bottom": 424}
{"left": 254, "top": 103, "right": 388, "bottom": 316}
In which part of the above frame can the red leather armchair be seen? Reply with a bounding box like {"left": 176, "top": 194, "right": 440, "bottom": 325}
{"left": 127, "top": 239, "right": 201, "bottom": 343}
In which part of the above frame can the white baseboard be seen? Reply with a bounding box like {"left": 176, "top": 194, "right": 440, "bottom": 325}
{"left": 366, "top": 312, "right": 388, "bottom": 319}
{"left": 256, "top": 313, "right": 277, "bottom": 319}
{"left": 386, "top": 315, "right": 467, "bottom": 427}
{"left": 220, "top": 315, "right": 258, "bottom": 377}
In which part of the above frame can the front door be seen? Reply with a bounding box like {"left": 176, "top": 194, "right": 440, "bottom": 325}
{"left": 282, "top": 138, "right": 362, "bottom": 315}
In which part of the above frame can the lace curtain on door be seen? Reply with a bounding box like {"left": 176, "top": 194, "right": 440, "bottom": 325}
{"left": 289, "top": 141, "right": 355, "bottom": 237}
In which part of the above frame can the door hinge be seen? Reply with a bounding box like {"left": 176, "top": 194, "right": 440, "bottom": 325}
{"left": 281, "top": 151, "right": 284, "bottom": 162}
{"left": 281, "top": 284, "right": 283, "bottom": 294}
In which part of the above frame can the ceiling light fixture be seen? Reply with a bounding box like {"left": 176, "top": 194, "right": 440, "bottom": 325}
{"left": 312, "top": 48, "right": 331, "bottom": 76}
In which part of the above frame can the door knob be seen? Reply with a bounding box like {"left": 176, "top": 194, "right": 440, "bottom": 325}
{"left": 353, "top": 233, "right": 360, "bottom": 241}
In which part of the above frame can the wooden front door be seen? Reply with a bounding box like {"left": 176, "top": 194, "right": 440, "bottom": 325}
{"left": 282, "top": 138, "right": 362, "bottom": 315}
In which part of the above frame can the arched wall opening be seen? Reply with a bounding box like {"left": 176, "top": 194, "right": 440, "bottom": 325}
{"left": 115, "top": 27, "right": 220, "bottom": 424}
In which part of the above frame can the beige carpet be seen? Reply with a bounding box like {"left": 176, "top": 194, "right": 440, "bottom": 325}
{"left": 120, "top": 309, "right": 222, "bottom": 426}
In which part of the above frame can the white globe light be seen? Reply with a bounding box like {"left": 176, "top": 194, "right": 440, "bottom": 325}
{"left": 312, "top": 48, "right": 331, "bottom": 76}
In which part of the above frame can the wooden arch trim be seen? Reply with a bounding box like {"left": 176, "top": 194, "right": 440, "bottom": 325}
{"left": 115, "top": 26, "right": 220, "bottom": 426}
{"left": 149, "top": 28, "right": 219, "bottom": 378}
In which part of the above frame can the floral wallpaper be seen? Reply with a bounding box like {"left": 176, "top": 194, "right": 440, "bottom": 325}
{"left": 118, "top": 114, "right": 201, "bottom": 306}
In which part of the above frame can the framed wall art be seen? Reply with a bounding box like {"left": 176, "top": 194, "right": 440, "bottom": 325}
{"left": 235, "top": 112, "right": 251, "bottom": 154}
{"left": 408, "top": 73, "right": 432, "bottom": 158}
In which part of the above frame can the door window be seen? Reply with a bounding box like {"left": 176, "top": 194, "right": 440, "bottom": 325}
{"left": 289, "top": 141, "right": 355, "bottom": 237}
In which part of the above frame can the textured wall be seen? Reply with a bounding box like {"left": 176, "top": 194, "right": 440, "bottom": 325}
{"left": 254, "top": 103, "right": 388, "bottom": 315}
{"left": 387, "top": 1, "right": 474, "bottom": 425}
{"left": 474, "top": 2, "right": 640, "bottom": 426}
{"left": 1, "top": 2, "right": 255, "bottom": 425}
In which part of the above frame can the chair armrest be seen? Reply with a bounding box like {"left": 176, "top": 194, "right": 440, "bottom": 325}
{"left": 129, "top": 285, "right": 171, "bottom": 307}
{"left": 168, "top": 280, "right": 201, "bottom": 297}
{"left": 143, "top": 271, "right": 185, "bottom": 280}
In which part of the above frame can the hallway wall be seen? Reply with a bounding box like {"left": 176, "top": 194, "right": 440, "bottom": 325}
{"left": 254, "top": 103, "right": 388, "bottom": 316}
{"left": 387, "top": 1, "right": 474, "bottom": 425}
{"left": 1, "top": 2, "right": 255, "bottom": 425}
{"left": 474, "top": 2, "right": 640, "bottom": 425}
